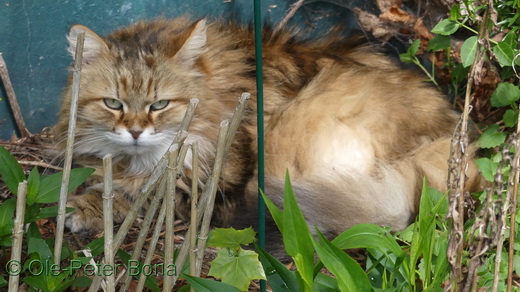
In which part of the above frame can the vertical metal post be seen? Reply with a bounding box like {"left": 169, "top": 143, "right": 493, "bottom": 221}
{"left": 253, "top": 1, "right": 266, "bottom": 292}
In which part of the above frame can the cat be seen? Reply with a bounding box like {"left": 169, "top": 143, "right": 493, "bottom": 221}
{"left": 54, "top": 17, "right": 482, "bottom": 242}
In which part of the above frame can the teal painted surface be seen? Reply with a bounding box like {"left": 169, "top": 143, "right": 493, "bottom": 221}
{"left": 0, "top": 0, "right": 357, "bottom": 139}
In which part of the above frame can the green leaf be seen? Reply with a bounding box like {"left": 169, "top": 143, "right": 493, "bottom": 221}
{"left": 475, "top": 158, "right": 498, "bottom": 182}
{"left": 35, "top": 168, "right": 94, "bottom": 204}
{"left": 431, "top": 19, "right": 460, "bottom": 35}
{"left": 312, "top": 228, "right": 373, "bottom": 291}
{"left": 26, "top": 167, "right": 41, "bottom": 206}
{"left": 184, "top": 274, "right": 241, "bottom": 292}
{"left": 0, "top": 275, "right": 6, "bottom": 288}
{"left": 260, "top": 189, "right": 284, "bottom": 234}
{"left": 493, "top": 40, "right": 515, "bottom": 67}
{"left": 281, "top": 172, "right": 314, "bottom": 288}
{"left": 86, "top": 237, "right": 105, "bottom": 257}
{"left": 503, "top": 109, "right": 519, "bottom": 127}
{"left": 332, "top": 224, "right": 403, "bottom": 256}
{"left": 28, "top": 236, "right": 53, "bottom": 260}
{"left": 490, "top": 82, "right": 520, "bottom": 108}
{"left": 72, "top": 276, "right": 92, "bottom": 289}
{"left": 0, "top": 198, "right": 16, "bottom": 228}
{"left": 476, "top": 124, "right": 507, "bottom": 149}
{"left": 208, "top": 247, "right": 266, "bottom": 291}
{"left": 208, "top": 227, "right": 256, "bottom": 249}
{"left": 0, "top": 146, "right": 25, "bottom": 195}
{"left": 256, "top": 244, "right": 300, "bottom": 292}
{"left": 427, "top": 35, "right": 451, "bottom": 51}
{"left": 399, "top": 39, "right": 420, "bottom": 63}
{"left": 313, "top": 273, "right": 339, "bottom": 292}
{"left": 460, "top": 36, "right": 478, "bottom": 68}
{"left": 23, "top": 275, "right": 53, "bottom": 292}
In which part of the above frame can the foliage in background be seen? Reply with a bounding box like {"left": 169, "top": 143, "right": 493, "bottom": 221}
{"left": 0, "top": 146, "right": 94, "bottom": 291}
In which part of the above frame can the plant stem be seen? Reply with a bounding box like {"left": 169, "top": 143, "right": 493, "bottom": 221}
{"left": 413, "top": 58, "right": 440, "bottom": 89}
{"left": 54, "top": 32, "right": 84, "bottom": 265}
{"left": 163, "top": 146, "right": 180, "bottom": 291}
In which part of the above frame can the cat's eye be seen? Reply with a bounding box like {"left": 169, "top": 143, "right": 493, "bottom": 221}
{"left": 103, "top": 98, "right": 123, "bottom": 110}
{"left": 150, "top": 100, "right": 170, "bottom": 111}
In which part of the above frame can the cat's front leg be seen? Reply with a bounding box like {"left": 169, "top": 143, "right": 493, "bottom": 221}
{"left": 65, "top": 184, "right": 131, "bottom": 233}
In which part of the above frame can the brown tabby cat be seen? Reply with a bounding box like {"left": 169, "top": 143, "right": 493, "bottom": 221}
{"left": 54, "top": 17, "right": 481, "bottom": 240}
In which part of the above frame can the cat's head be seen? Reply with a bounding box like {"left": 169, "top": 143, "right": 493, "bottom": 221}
{"left": 56, "top": 19, "right": 213, "bottom": 175}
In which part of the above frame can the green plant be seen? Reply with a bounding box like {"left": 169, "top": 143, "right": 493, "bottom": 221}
{"left": 0, "top": 146, "right": 93, "bottom": 291}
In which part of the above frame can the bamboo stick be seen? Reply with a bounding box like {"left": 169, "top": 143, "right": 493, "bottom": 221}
{"left": 0, "top": 53, "right": 30, "bottom": 138}
{"left": 507, "top": 106, "right": 520, "bottom": 292}
{"left": 190, "top": 142, "right": 200, "bottom": 287}
{"left": 102, "top": 154, "right": 115, "bottom": 292}
{"left": 163, "top": 146, "right": 180, "bottom": 292}
{"left": 54, "top": 32, "right": 85, "bottom": 265}
{"left": 195, "top": 120, "right": 229, "bottom": 275}
{"left": 8, "top": 181, "right": 27, "bottom": 292}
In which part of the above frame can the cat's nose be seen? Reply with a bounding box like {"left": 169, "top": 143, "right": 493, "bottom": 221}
{"left": 130, "top": 130, "right": 142, "bottom": 140}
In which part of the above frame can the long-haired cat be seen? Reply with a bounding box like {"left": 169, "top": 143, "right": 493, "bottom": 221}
{"left": 54, "top": 17, "right": 481, "bottom": 242}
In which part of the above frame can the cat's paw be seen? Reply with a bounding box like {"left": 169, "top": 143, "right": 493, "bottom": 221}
{"left": 65, "top": 196, "right": 104, "bottom": 233}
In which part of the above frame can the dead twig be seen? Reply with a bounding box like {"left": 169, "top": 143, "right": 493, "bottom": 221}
{"left": 274, "top": 0, "right": 306, "bottom": 35}
{"left": 102, "top": 154, "right": 115, "bottom": 292}
{"left": 0, "top": 53, "right": 30, "bottom": 138}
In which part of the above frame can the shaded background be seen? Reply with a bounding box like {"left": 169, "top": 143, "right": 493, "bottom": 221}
{"left": 0, "top": 0, "right": 375, "bottom": 140}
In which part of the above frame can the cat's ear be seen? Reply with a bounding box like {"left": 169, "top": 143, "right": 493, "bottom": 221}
{"left": 67, "top": 25, "right": 109, "bottom": 64}
{"left": 175, "top": 19, "right": 207, "bottom": 65}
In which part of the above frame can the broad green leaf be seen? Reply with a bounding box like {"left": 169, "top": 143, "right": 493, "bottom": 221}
{"left": 208, "top": 227, "right": 256, "bottom": 249}
{"left": 28, "top": 236, "right": 53, "bottom": 260}
{"left": 72, "top": 276, "right": 92, "bottom": 289}
{"left": 312, "top": 228, "right": 373, "bottom": 291}
{"left": 419, "top": 179, "right": 447, "bottom": 220}
{"left": 503, "top": 109, "right": 519, "bottom": 127}
{"left": 475, "top": 157, "right": 498, "bottom": 182}
{"left": 256, "top": 244, "right": 300, "bottom": 292}
{"left": 313, "top": 273, "right": 339, "bottom": 292}
{"left": 208, "top": 247, "right": 266, "bottom": 291}
{"left": 427, "top": 35, "right": 451, "bottom": 52}
{"left": 399, "top": 39, "right": 420, "bottom": 63}
{"left": 23, "top": 275, "right": 53, "bottom": 292}
{"left": 493, "top": 40, "right": 515, "bottom": 67}
{"left": 26, "top": 167, "right": 41, "bottom": 206}
{"left": 0, "top": 146, "right": 25, "bottom": 195}
{"left": 490, "top": 82, "right": 520, "bottom": 108}
{"left": 0, "top": 198, "right": 15, "bottom": 228}
{"left": 476, "top": 124, "right": 507, "bottom": 149}
{"left": 184, "top": 274, "right": 241, "bottom": 292}
{"left": 332, "top": 224, "right": 403, "bottom": 256}
{"left": 281, "top": 172, "right": 314, "bottom": 288}
{"left": 460, "top": 36, "right": 478, "bottom": 68}
{"left": 431, "top": 19, "right": 460, "bottom": 35}
{"left": 34, "top": 168, "right": 94, "bottom": 204}
{"left": 86, "top": 237, "right": 105, "bottom": 257}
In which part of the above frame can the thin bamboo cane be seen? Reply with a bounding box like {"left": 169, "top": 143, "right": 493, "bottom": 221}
{"left": 54, "top": 32, "right": 85, "bottom": 265}
{"left": 190, "top": 142, "right": 200, "bottom": 290}
{"left": 8, "top": 181, "right": 27, "bottom": 292}
{"left": 102, "top": 154, "right": 115, "bottom": 292}
{"left": 195, "top": 120, "right": 229, "bottom": 275}
{"left": 163, "top": 146, "right": 180, "bottom": 291}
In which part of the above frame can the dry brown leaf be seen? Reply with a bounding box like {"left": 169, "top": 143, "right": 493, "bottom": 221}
{"left": 414, "top": 18, "right": 435, "bottom": 40}
{"left": 380, "top": 6, "right": 414, "bottom": 24}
